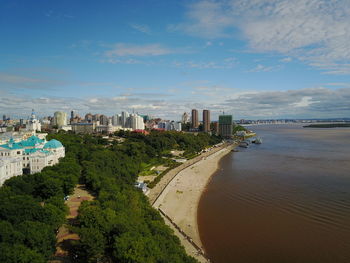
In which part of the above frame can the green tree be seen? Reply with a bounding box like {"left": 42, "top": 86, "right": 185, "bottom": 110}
{"left": 0, "top": 243, "right": 46, "bottom": 263}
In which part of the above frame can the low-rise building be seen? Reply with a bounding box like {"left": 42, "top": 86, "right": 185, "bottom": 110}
{"left": 157, "top": 121, "right": 182, "bottom": 131}
{"left": 0, "top": 157, "right": 23, "bottom": 185}
{"left": 71, "top": 123, "right": 96, "bottom": 134}
{"left": 0, "top": 135, "right": 65, "bottom": 185}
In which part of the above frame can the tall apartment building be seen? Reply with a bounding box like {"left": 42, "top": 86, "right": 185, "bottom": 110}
{"left": 53, "top": 111, "right": 67, "bottom": 127}
{"left": 191, "top": 109, "right": 199, "bottom": 129}
{"left": 112, "top": 114, "right": 122, "bottom": 126}
{"left": 219, "top": 115, "right": 233, "bottom": 138}
{"left": 129, "top": 114, "right": 145, "bottom": 130}
{"left": 99, "top": 115, "right": 109, "bottom": 126}
{"left": 203, "top": 110, "right": 210, "bottom": 132}
{"left": 121, "top": 111, "right": 130, "bottom": 127}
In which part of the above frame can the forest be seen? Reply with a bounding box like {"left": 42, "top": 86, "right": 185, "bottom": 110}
{"left": 0, "top": 130, "right": 221, "bottom": 262}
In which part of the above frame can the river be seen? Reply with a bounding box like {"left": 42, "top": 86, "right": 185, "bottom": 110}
{"left": 198, "top": 124, "right": 350, "bottom": 263}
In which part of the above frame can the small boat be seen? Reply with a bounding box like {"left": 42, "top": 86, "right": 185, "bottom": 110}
{"left": 254, "top": 137, "right": 262, "bottom": 144}
{"left": 239, "top": 141, "right": 249, "bottom": 148}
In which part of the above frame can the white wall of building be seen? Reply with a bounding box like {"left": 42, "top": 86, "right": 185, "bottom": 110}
{"left": 0, "top": 134, "right": 65, "bottom": 185}
{"left": 0, "top": 157, "right": 23, "bottom": 186}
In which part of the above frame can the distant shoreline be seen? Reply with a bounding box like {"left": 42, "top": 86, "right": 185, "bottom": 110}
{"left": 303, "top": 123, "right": 350, "bottom": 128}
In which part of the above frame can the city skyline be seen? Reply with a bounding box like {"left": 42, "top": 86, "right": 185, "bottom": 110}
{"left": 1, "top": 0, "right": 350, "bottom": 119}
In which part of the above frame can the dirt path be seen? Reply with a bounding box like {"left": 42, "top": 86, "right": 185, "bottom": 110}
{"left": 50, "top": 184, "right": 94, "bottom": 263}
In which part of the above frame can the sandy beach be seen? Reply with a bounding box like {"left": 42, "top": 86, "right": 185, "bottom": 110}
{"left": 151, "top": 144, "right": 235, "bottom": 262}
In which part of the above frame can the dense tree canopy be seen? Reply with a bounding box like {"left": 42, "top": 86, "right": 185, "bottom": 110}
{"left": 0, "top": 130, "right": 221, "bottom": 262}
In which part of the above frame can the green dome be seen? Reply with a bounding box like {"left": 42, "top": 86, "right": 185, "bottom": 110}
{"left": 21, "top": 136, "right": 45, "bottom": 147}
{"left": 43, "top": 139, "right": 63, "bottom": 149}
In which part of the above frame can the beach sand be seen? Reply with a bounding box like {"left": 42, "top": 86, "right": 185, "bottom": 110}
{"left": 152, "top": 144, "right": 235, "bottom": 262}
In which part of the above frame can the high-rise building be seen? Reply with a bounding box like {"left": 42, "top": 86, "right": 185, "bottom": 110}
{"left": 121, "top": 111, "right": 130, "bottom": 127}
{"left": 70, "top": 110, "right": 82, "bottom": 124}
{"left": 191, "top": 109, "right": 199, "bottom": 129}
{"left": 129, "top": 114, "right": 145, "bottom": 130}
{"left": 70, "top": 111, "right": 75, "bottom": 124}
{"left": 203, "top": 110, "right": 210, "bottom": 132}
{"left": 99, "top": 115, "right": 108, "bottom": 126}
{"left": 219, "top": 115, "right": 233, "bottom": 138}
{"left": 181, "top": 112, "right": 190, "bottom": 123}
{"left": 112, "top": 114, "right": 122, "bottom": 126}
{"left": 54, "top": 111, "right": 67, "bottom": 127}
{"left": 85, "top": 113, "right": 93, "bottom": 123}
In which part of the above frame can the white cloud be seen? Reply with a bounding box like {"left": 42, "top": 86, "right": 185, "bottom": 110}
{"left": 130, "top": 23, "right": 151, "bottom": 34}
{"left": 248, "top": 64, "right": 282, "bottom": 72}
{"left": 104, "top": 43, "right": 173, "bottom": 57}
{"left": 224, "top": 87, "right": 350, "bottom": 118}
{"left": 179, "top": 0, "right": 350, "bottom": 74}
{"left": 280, "top": 57, "right": 292, "bottom": 63}
{"left": 291, "top": 96, "right": 315, "bottom": 107}
{"left": 173, "top": 57, "right": 237, "bottom": 69}
{"left": 176, "top": 0, "right": 234, "bottom": 38}
{"left": 102, "top": 58, "right": 145, "bottom": 64}
{"left": 2, "top": 87, "right": 350, "bottom": 120}
{"left": 0, "top": 72, "right": 65, "bottom": 89}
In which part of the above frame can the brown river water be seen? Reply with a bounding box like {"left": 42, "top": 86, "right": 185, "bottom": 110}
{"left": 198, "top": 124, "right": 350, "bottom": 263}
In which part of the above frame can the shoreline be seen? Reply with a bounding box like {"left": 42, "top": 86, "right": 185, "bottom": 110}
{"left": 150, "top": 143, "right": 236, "bottom": 262}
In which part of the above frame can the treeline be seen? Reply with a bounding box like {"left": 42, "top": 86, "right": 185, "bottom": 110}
{"left": 233, "top": 124, "right": 247, "bottom": 134}
{"left": 0, "top": 131, "right": 221, "bottom": 262}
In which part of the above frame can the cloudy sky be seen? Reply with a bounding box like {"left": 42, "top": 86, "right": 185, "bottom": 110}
{"left": 1, "top": 0, "right": 350, "bottom": 120}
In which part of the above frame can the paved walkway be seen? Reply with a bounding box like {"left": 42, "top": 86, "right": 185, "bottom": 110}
{"left": 50, "top": 184, "right": 94, "bottom": 263}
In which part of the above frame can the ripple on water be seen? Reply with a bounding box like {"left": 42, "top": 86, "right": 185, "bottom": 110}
{"left": 198, "top": 125, "right": 350, "bottom": 263}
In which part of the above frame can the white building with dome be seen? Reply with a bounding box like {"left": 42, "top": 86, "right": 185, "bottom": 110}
{"left": 26, "top": 109, "right": 41, "bottom": 132}
{"left": 0, "top": 134, "right": 65, "bottom": 185}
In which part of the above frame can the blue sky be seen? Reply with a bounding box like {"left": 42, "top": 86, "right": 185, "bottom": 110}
{"left": 1, "top": 0, "right": 350, "bottom": 120}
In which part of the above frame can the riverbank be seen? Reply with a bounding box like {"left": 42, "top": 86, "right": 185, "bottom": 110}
{"left": 303, "top": 123, "right": 350, "bottom": 128}
{"left": 151, "top": 143, "right": 236, "bottom": 262}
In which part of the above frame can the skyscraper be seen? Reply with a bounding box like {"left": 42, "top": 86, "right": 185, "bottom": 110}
{"left": 54, "top": 111, "right": 67, "bottom": 127}
{"left": 203, "top": 110, "right": 210, "bottom": 132}
{"left": 99, "top": 115, "right": 108, "bottom": 125}
{"left": 219, "top": 115, "right": 233, "bottom": 138}
{"left": 121, "top": 111, "right": 129, "bottom": 127}
{"left": 70, "top": 111, "right": 75, "bottom": 123}
{"left": 129, "top": 113, "right": 145, "bottom": 130}
{"left": 112, "top": 114, "right": 121, "bottom": 126}
{"left": 191, "top": 109, "right": 199, "bottom": 129}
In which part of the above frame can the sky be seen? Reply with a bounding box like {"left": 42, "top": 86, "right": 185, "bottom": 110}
{"left": 1, "top": 0, "right": 350, "bottom": 120}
